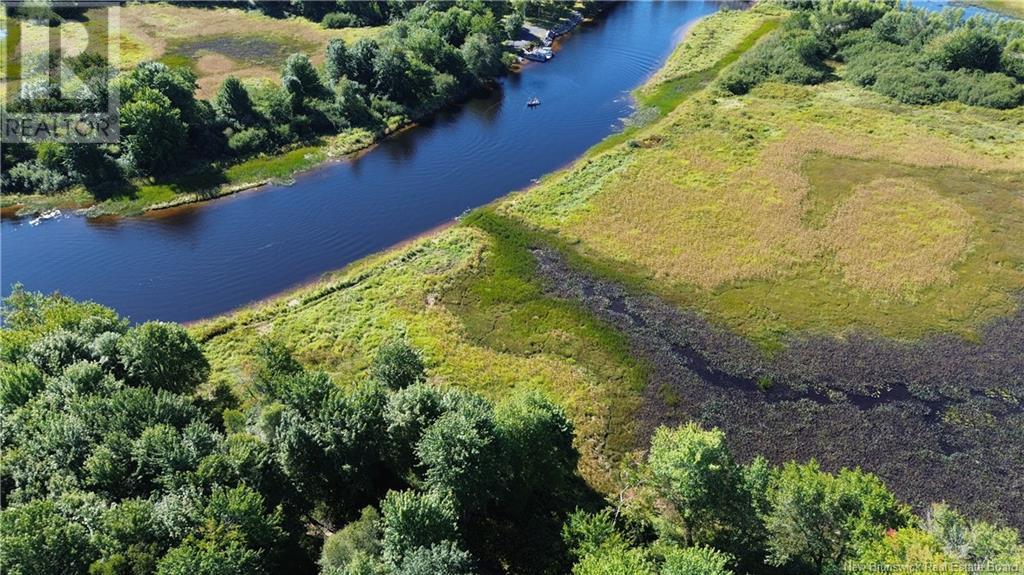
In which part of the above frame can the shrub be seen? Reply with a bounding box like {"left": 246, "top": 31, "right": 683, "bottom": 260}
{"left": 228, "top": 127, "right": 275, "bottom": 157}
{"left": 872, "top": 66, "right": 951, "bottom": 105}
{"left": 323, "top": 12, "right": 363, "bottom": 29}
{"left": 720, "top": 29, "right": 830, "bottom": 95}
{"left": 5, "top": 160, "right": 74, "bottom": 195}
{"left": 872, "top": 9, "right": 933, "bottom": 46}
{"left": 948, "top": 70, "right": 1024, "bottom": 109}
{"left": 370, "top": 338, "right": 426, "bottom": 390}
{"left": 932, "top": 28, "right": 1003, "bottom": 72}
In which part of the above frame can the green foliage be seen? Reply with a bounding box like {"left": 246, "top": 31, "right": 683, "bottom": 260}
{"left": 461, "top": 33, "right": 504, "bottom": 81}
{"left": 0, "top": 362, "right": 45, "bottom": 408}
{"left": 763, "top": 462, "right": 912, "bottom": 572}
{"left": 723, "top": 2, "right": 1024, "bottom": 109}
{"left": 320, "top": 507, "right": 382, "bottom": 574}
{"left": 3, "top": 291, "right": 587, "bottom": 574}
{"left": 216, "top": 76, "right": 257, "bottom": 128}
{"left": 370, "top": 337, "right": 427, "bottom": 390}
{"left": 384, "top": 383, "right": 446, "bottom": 474}
{"left": 933, "top": 28, "right": 1004, "bottom": 72}
{"left": 562, "top": 509, "right": 621, "bottom": 560}
{"left": 720, "top": 27, "right": 830, "bottom": 94}
{"left": 323, "top": 12, "right": 363, "bottom": 30}
{"left": 392, "top": 541, "right": 475, "bottom": 575}
{"left": 416, "top": 399, "right": 499, "bottom": 512}
{"left": 572, "top": 541, "right": 656, "bottom": 575}
{"left": 325, "top": 39, "right": 352, "bottom": 85}
{"left": 0, "top": 498, "right": 99, "bottom": 575}
{"left": 495, "top": 392, "right": 578, "bottom": 511}
{"left": 120, "top": 88, "right": 189, "bottom": 176}
{"left": 645, "top": 424, "right": 744, "bottom": 547}
{"left": 380, "top": 490, "right": 459, "bottom": 566}
{"left": 2, "top": 2, "right": 513, "bottom": 201}
{"left": 118, "top": 322, "right": 210, "bottom": 393}
{"left": 155, "top": 526, "right": 263, "bottom": 575}
{"left": 661, "top": 545, "right": 734, "bottom": 575}
{"left": 228, "top": 127, "right": 275, "bottom": 157}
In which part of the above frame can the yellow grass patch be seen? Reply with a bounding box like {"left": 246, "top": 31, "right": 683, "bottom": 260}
{"left": 827, "top": 178, "right": 974, "bottom": 295}
{"left": 3, "top": 5, "right": 384, "bottom": 99}
{"left": 506, "top": 66, "right": 1024, "bottom": 341}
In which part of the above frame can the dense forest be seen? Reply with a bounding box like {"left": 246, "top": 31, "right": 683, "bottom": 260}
{"left": 1, "top": 0, "right": 536, "bottom": 197}
{"left": 2, "top": 289, "right": 1023, "bottom": 574}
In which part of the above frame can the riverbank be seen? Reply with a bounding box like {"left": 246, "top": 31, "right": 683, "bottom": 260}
{"left": 3, "top": 110, "right": 415, "bottom": 219}
{"left": 2, "top": 8, "right": 604, "bottom": 221}
{"left": 194, "top": 2, "right": 780, "bottom": 493}
{"left": 961, "top": 0, "right": 1024, "bottom": 18}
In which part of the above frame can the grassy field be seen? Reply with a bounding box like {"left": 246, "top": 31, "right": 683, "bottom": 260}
{"left": 506, "top": 66, "right": 1024, "bottom": 346}
{"left": 4, "top": 4, "right": 383, "bottom": 98}
{"left": 194, "top": 224, "right": 646, "bottom": 492}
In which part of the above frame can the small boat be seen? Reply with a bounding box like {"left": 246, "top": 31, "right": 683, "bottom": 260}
{"left": 523, "top": 47, "right": 554, "bottom": 62}
{"left": 527, "top": 97, "right": 541, "bottom": 107}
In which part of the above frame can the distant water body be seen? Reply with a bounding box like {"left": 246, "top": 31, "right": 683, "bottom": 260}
{"left": 2, "top": 1, "right": 729, "bottom": 322}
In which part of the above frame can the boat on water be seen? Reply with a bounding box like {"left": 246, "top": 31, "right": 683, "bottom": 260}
{"left": 523, "top": 46, "right": 554, "bottom": 62}
{"left": 527, "top": 97, "right": 541, "bottom": 107}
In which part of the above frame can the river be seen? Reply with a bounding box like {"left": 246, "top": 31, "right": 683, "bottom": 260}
{"left": 2, "top": 1, "right": 734, "bottom": 322}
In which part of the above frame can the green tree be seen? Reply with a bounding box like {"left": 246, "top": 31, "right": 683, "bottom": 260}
{"left": 416, "top": 400, "right": 498, "bottom": 512}
{"left": 661, "top": 545, "right": 734, "bottom": 575}
{"left": 763, "top": 462, "right": 910, "bottom": 572}
{"left": 370, "top": 337, "right": 426, "bottom": 390}
{"left": 216, "top": 76, "right": 257, "bottom": 127}
{"left": 645, "top": 424, "right": 743, "bottom": 546}
{"left": 282, "top": 53, "right": 330, "bottom": 111}
{"left": 393, "top": 541, "right": 475, "bottom": 575}
{"left": 350, "top": 38, "right": 381, "bottom": 86}
{"left": 335, "top": 78, "right": 376, "bottom": 127}
{"left": 120, "top": 88, "right": 188, "bottom": 176}
{"left": 380, "top": 490, "right": 459, "bottom": 566}
{"left": 325, "top": 39, "right": 352, "bottom": 85}
{"left": 460, "top": 33, "right": 504, "bottom": 82}
{"left": 384, "top": 382, "right": 446, "bottom": 474}
{"left": 495, "top": 393, "right": 577, "bottom": 512}
{"left": 934, "top": 28, "right": 1003, "bottom": 72}
{"left": 0, "top": 498, "right": 99, "bottom": 575}
{"left": 118, "top": 322, "right": 209, "bottom": 393}
{"left": 321, "top": 506, "right": 383, "bottom": 574}
{"left": 156, "top": 526, "right": 263, "bottom": 575}
{"left": 502, "top": 12, "right": 524, "bottom": 41}
{"left": 373, "top": 45, "right": 418, "bottom": 104}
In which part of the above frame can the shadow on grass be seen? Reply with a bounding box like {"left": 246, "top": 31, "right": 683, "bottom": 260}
{"left": 91, "top": 164, "right": 230, "bottom": 203}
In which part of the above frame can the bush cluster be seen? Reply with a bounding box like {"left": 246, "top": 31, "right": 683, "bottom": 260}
{"left": 0, "top": 289, "right": 580, "bottom": 574}
{"left": 564, "top": 425, "right": 1024, "bottom": 575}
{"left": 720, "top": 0, "right": 1024, "bottom": 109}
